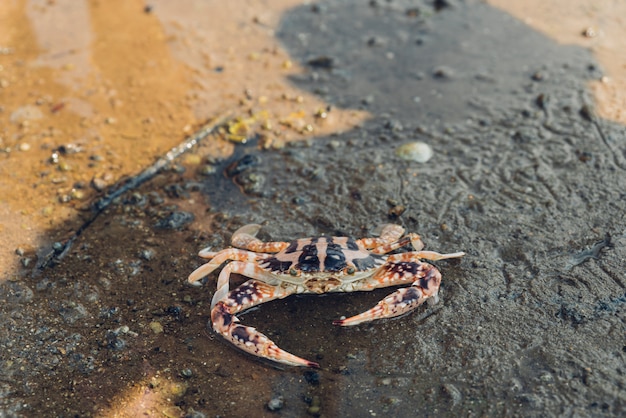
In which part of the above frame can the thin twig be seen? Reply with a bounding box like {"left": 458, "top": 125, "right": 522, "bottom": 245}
{"left": 36, "top": 113, "right": 230, "bottom": 272}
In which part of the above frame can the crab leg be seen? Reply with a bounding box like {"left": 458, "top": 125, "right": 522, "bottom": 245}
{"left": 386, "top": 250, "right": 466, "bottom": 262}
{"left": 231, "top": 224, "right": 290, "bottom": 253}
{"left": 188, "top": 249, "right": 264, "bottom": 286}
{"left": 369, "top": 233, "right": 426, "bottom": 255}
{"left": 209, "top": 261, "right": 282, "bottom": 308}
{"left": 333, "top": 260, "right": 447, "bottom": 326}
{"left": 211, "top": 277, "right": 319, "bottom": 368}
{"left": 356, "top": 224, "right": 405, "bottom": 251}
{"left": 356, "top": 224, "right": 427, "bottom": 255}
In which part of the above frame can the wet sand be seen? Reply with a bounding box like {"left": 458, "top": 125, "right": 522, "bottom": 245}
{"left": 1, "top": 1, "right": 625, "bottom": 416}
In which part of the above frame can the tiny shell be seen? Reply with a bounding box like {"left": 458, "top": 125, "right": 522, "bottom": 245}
{"left": 395, "top": 141, "right": 433, "bottom": 163}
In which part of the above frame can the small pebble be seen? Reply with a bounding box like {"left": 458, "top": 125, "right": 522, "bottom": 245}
{"left": 384, "top": 119, "right": 403, "bottom": 131}
{"left": 304, "top": 370, "right": 320, "bottom": 385}
{"left": 70, "top": 189, "right": 86, "bottom": 200}
{"left": 147, "top": 191, "right": 164, "bottom": 205}
{"left": 307, "top": 406, "right": 320, "bottom": 416}
{"left": 155, "top": 211, "right": 195, "bottom": 230}
{"left": 432, "top": 65, "right": 454, "bottom": 79}
{"left": 149, "top": 321, "right": 164, "bottom": 334}
{"left": 168, "top": 382, "right": 187, "bottom": 397}
{"left": 198, "top": 164, "right": 217, "bottom": 176}
{"left": 267, "top": 396, "right": 284, "bottom": 411}
{"left": 91, "top": 177, "right": 108, "bottom": 192}
{"left": 139, "top": 249, "right": 155, "bottom": 261}
{"left": 184, "top": 154, "right": 202, "bottom": 165}
{"left": 388, "top": 205, "right": 406, "bottom": 219}
{"left": 395, "top": 141, "right": 433, "bottom": 163}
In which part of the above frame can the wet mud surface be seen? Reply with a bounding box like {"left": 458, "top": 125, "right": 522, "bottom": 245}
{"left": 1, "top": 0, "right": 626, "bottom": 417}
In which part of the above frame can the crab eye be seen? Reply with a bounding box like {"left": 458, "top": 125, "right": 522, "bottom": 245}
{"left": 289, "top": 267, "right": 298, "bottom": 276}
{"left": 346, "top": 266, "right": 356, "bottom": 274}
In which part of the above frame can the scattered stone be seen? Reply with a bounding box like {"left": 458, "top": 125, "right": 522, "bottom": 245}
{"left": 432, "top": 65, "right": 455, "bottom": 79}
{"left": 91, "top": 177, "right": 108, "bottom": 192}
{"left": 406, "top": 7, "right": 421, "bottom": 17}
{"left": 384, "top": 119, "right": 403, "bottom": 131}
{"left": 104, "top": 329, "right": 126, "bottom": 350}
{"left": 99, "top": 306, "right": 119, "bottom": 319}
{"left": 155, "top": 211, "right": 195, "bottom": 230}
{"left": 531, "top": 70, "right": 547, "bottom": 81}
{"left": 362, "top": 95, "right": 375, "bottom": 105}
{"left": 234, "top": 171, "right": 266, "bottom": 196}
{"left": 149, "top": 321, "right": 164, "bottom": 334}
{"left": 168, "top": 382, "right": 188, "bottom": 397}
{"left": 306, "top": 396, "right": 321, "bottom": 416}
{"left": 442, "top": 383, "right": 462, "bottom": 405}
{"left": 433, "top": 0, "right": 452, "bottom": 11}
{"left": 198, "top": 164, "right": 217, "bottom": 176}
{"left": 35, "top": 277, "right": 56, "bottom": 292}
{"left": 70, "top": 189, "right": 86, "bottom": 200}
{"left": 165, "top": 305, "right": 183, "bottom": 319}
{"left": 304, "top": 370, "right": 320, "bottom": 385}
{"left": 267, "top": 395, "right": 284, "bottom": 411}
{"left": 164, "top": 183, "right": 190, "bottom": 199}
{"left": 388, "top": 205, "right": 406, "bottom": 219}
{"left": 307, "top": 56, "right": 334, "bottom": 69}
{"left": 582, "top": 27, "right": 597, "bottom": 38}
{"left": 97, "top": 276, "right": 112, "bottom": 290}
{"left": 2, "top": 281, "right": 34, "bottom": 304}
{"left": 139, "top": 248, "right": 155, "bottom": 261}
{"left": 225, "top": 154, "right": 260, "bottom": 177}
{"left": 184, "top": 154, "right": 202, "bottom": 165}
{"left": 147, "top": 191, "right": 164, "bottom": 205}
{"left": 57, "top": 301, "right": 87, "bottom": 324}
{"left": 395, "top": 141, "right": 433, "bottom": 163}
{"left": 579, "top": 104, "right": 595, "bottom": 122}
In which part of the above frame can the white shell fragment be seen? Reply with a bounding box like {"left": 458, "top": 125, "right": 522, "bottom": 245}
{"left": 395, "top": 141, "right": 434, "bottom": 163}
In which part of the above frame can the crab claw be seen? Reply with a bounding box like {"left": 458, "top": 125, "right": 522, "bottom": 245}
{"left": 212, "top": 302, "right": 319, "bottom": 368}
{"left": 198, "top": 248, "right": 218, "bottom": 258}
{"left": 231, "top": 224, "right": 263, "bottom": 248}
{"left": 410, "top": 234, "right": 425, "bottom": 251}
{"left": 373, "top": 223, "right": 405, "bottom": 239}
{"left": 188, "top": 260, "right": 222, "bottom": 286}
{"left": 333, "top": 286, "right": 431, "bottom": 327}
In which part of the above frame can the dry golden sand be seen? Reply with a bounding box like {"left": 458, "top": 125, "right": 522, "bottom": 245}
{"left": 487, "top": 0, "right": 626, "bottom": 124}
{"left": 0, "top": 0, "right": 367, "bottom": 281}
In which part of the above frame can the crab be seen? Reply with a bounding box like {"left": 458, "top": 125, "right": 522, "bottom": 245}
{"left": 188, "top": 223, "right": 465, "bottom": 368}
